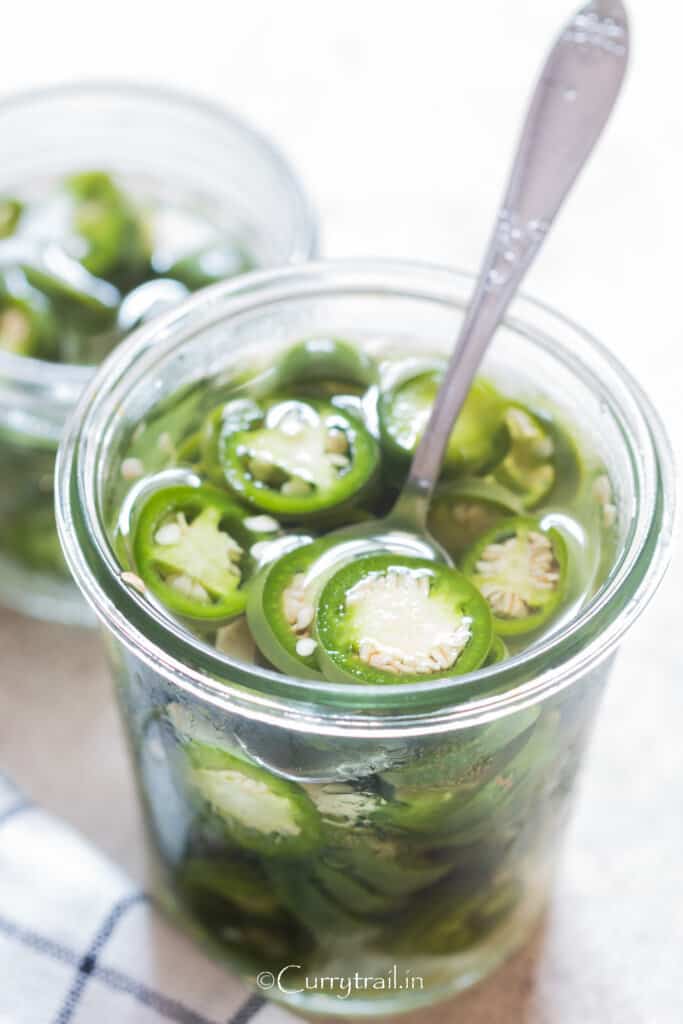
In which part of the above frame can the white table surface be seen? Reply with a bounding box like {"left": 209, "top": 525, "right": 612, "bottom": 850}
{"left": 1, "top": 2, "right": 682, "bottom": 1021}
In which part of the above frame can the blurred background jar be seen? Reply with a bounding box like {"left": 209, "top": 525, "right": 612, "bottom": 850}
{"left": 0, "top": 82, "right": 318, "bottom": 624}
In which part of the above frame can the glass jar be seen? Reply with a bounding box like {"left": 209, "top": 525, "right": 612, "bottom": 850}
{"left": 55, "top": 262, "right": 674, "bottom": 1017}
{"left": 0, "top": 82, "right": 318, "bottom": 624}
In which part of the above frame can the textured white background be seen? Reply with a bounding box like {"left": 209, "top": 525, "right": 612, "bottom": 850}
{"left": 1, "top": 2, "right": 681, "bottom": 1022}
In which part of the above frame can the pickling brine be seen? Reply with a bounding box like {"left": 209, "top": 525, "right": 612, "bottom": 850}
{"left": 111, "top": 336, "right": 616, "bottom": 670}
{"left": 103, "top": 333, "right": 618, "bottom": 1009}
{"left": 56, "top": 260, "right": 672, "bottom": 1017}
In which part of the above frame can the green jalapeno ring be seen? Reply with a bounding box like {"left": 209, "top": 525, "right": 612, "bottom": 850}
{"left": 200, "top": 398, "right": 264, "bottom": 485}
{"left": 221, "top": 396, "right": 380, "bottom": 519}
{"left": 378, "top": 371, "right": 510, "bottom": 478}
{"left": 21, "top": 257, "right": 120, "bottom": 340}
{"left": 462, "top": 516, "right": 568, "bottom": 637}
{"left": 432, "top": 712, "right": 561, "bottom": 845}
{"left": 428, "top": 477, "right": 525, "bottom": 560}
{"left": 0, "top": 497, "right": 67, "bottom": 576}
{"left": 175, "top": 859, "right": 315, "bottom": 973}
{"left": 315, "top": 554, "right": 493, "bottom": 685}
{"left": 175, "top": 431, "right": 204, "bottom": 468}
{"left": 318, "top": 830, "right": 457, "bottom": 899}
{"left": 484, "top": 633, "right": 509, "bottom": 665}
{"left": 66, "top": 170, "right": 151, "bottom": 291}
{"left": 176, "top": 861, "right": 317, "bottom": 970}
{"left": 379, "top": 706, "right": 539, "bottom": 793}
{"left": 0, "top": 289, "right": 58, "bottom": 359}
{"left": 133, "top": 484, "right": 253, "bottom": 623}
{"left": 386, "top": 876, "right": 522, "bottom": 956}
{"left": 0, "top": 198, "right": 22, "bottom": 239}
{"left": 186, "top": 742, "right": 323, "bottom": 856}
{"left": 494, "top": 402, "right": 583, "bottom": 508}
{"left": 373, "top": 715, "right": 536, "bottom": 841}
{"left": 541, "top": 411, "right": 583, "bottom": 506}
{"left": 178, "top": 856, "right": 283, "bottom": 918}
{"left": 162, "top": 240, "right": 254, "bottom": 291}
{"left": 246, "top": 536, "right": 333, "bottom": 679}
{"left": 494, "top": 402, "right": 556, "bottom": 508}
{"left": 264, "top": 861, "right": 371, "bottom": 936}
{"left": 275, "top": 337, "right": 378, "bottom": 397}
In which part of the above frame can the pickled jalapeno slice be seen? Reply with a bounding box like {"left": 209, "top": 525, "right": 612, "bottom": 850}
{"left": 388, "top": 878, "right": 521, "bottom": 956}
{"left": 220, "top": 397, "right": 380, "bottom": 518}
{"left": 265, "top": 860, "right": 368, "bottom": 934}
{"left": 379, "top": 372, "right": 509, "bottom": 476}
{"left": 275, "top": 338, "right": 378, "bottom": 398}
{"left": 0, "top": 198, "right": 22, "bottom": 238}
{"left": 462, "top": 516, "right": 568, "bottom": 636}
{"left": 200, "top": 398, "right": 263, "bottom": 484}
{"left": 176, "top": 855, "right": 314, "bottom": 971}
{"left": 67, "top": 171, "right": 151, "bottom": 291}
{"left": 428, "top": 478, "right": 524, "bottom": 558}
{"left": 246, "top": 537, "right": 330, "bottom": 678}
{"left": 178, "top": 856, "right": 282, "bottom": 918}
{"left": 543, "top": 412, "right": 583, "bottom": 505}
{"left": 21, "top": 249, "right": 120, "bottom": 335}
{"left": 494, "top": 403, "right": 583, "bottom": 508}
{"left": 132, "top": 484, "right": 251, "bottom": 622}
{"left": 494, "top": 404, "right": 556, "bottom": 507}
{"left": 175, "top": 430, "right": 204, "bottom": 468}
{"left": 163, "top": 240, "right": 254, "bottom": 290}
{"left": 0, "top": 170, "right": 258, "bottom": 371}
{"left": 315, "top": 554, "right": 493, "bottom": 684}
{"left": 484, "top": 634, "right": 509, "bottom": 665}
{"left": 0, "top": 291, "right": 57, "bottom": 358}
{"left": 187, "top": 742, "right": 322, "bottom": 855}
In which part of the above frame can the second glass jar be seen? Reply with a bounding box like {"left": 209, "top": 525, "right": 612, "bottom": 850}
{"left": 0, "top": 82, "right": 318, "bottom": 623}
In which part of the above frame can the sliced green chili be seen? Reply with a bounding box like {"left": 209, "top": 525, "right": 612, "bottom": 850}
{"left": 220, "top": 397, "right": 380, "bottom": 519}
{"left": 275, "top": 337, "right": 378, "bottom": 399}
{"left": 186, "top": 742, "right": 323, "bottom": 855}
{"left": 0, "top": 198, "right": 22, "bottom": 238}
{"left": 132, "top": 484, "right": 252, "bottom": 622}
{"left": 428, "top": 477, "right": 524, "bottom": 559}
{"left": 462, "top": 516, "right": 568, "bottom": 636}
{"left": 379, "top": 372, "right": 509, "bottom": 477}
{"left": 315, "top": 553, "right": 493, "bottom": 684}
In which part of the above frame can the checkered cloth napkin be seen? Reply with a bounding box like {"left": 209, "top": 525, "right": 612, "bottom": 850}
{"left": 0, "top": 774, "right": 296, "bottom": 1024}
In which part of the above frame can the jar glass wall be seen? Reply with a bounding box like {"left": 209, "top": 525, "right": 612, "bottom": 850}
{"left": 56, "top": 263, "right": 674, "bottom": 1016}
{"left": 0, "top": 82, "right": 318, "bottom": 624}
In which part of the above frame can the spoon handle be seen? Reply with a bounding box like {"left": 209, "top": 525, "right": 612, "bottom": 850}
{"left": 403, "top": 0, "right": 629, "bottom": 511}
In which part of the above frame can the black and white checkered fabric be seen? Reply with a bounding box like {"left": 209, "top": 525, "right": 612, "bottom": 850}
{"left": 0, "top": 775, "right": 293, "bottom": 1024}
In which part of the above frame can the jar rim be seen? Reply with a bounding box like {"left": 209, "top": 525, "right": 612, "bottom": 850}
{"left": 0, "top": 79, "right": 319, "bottom": 402}
{"left": 56, "top": 260, "right": 676, "bottom": 735}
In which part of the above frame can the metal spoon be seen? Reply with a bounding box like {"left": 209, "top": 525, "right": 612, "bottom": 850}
{"left": 275, "top": 0, "right": 630, "bottom": 577}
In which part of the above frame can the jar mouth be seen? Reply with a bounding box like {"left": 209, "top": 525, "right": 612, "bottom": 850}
{"left": 56, "top": 260, "right": 675, "bottom": 733}
{"left": 0, "top": 79, "right": 319, "bottom": 400}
